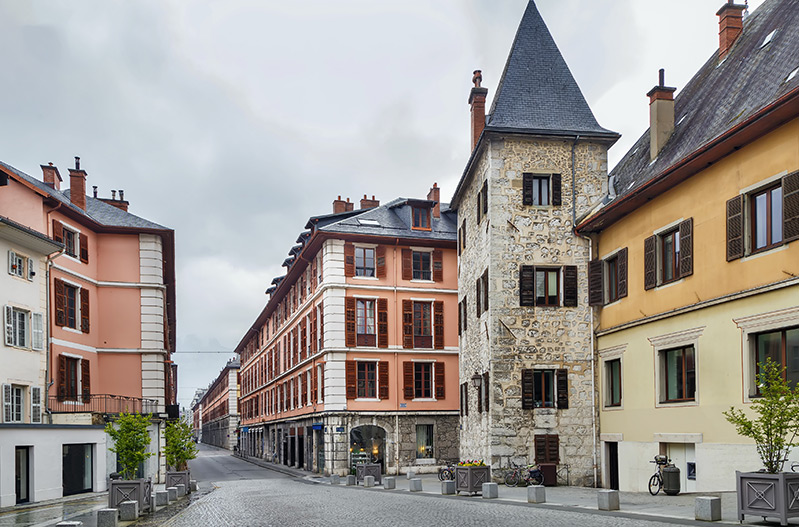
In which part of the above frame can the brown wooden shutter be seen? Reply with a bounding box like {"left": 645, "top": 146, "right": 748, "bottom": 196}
{"left": 401, "top": 249, "right": 412, "bottom": 281}
{"left": 588, "top": 260, "right": 604, "bottom": 306}
{"left": 462, "top": 299, "right": 467, "bottom": 331}
{"left": 344, "top": 242, "right": 355, "bottom": 277}
{"left": 402, "top": 300, "right": 413, "bottom": 349}
{"left": 563, "top": 265, "right": 578, "bottom": 307}
{"left": 726, "top": 195, "right": 744, "bottom": 261}
{"left": 376, "top": 246, "right": 386, "bottom": 278}
{"left": 457, "top": 227, "right": 462, "bottom": 256}
{"left": 312, "top": 366, "right": 318, "bottom": 403}
{"left": 462, "top": 221, "right": 467, "bottom": 251}
{"left": 617, "top": 247, "right": 628, "bottom": 299}
{"left": 520, "top": 265, "right": 535, "bottom": 307}
{"left": 477, "top": 382, "right": 483, "bottom": 413}
{"left": 378, "top": 361, "right": 389, "bottom": 400}
{"left": 482, "top": 180, "right": 488, "bottom": 214}
{"left": 311, "top": 258, "right": 317, "bottom": 291}
{"left": 377, "top": 298, "right": 388, "bottom": 348}
{"left": 476, "top": 190, "right": 482, "bottom": 224}
{"left": 476, "top": 278, "right": 482, "bottom": 317}
{"left": 345, "top": 297, "right": 356, "bottom": 347}
{"left": 521, "top": 369, "right": 534, "bottom": 410}
{"left": 463, "top": 382, "right": 469, "bottom": 416}
{"left": 523, "top": 174, "right": 533, "bottom": 205}
{"left": 459, "top": 384, "right": 464, "bottom": 417}
{"left": 318, "top": 301, "right": 324, "bottom": 349}
{"left": 345, "top": 361, "right": 356, "bottom": 399}
{"left": 534, "top": 434, "right": 560, "bottom": 464}
{"left": 679, "top": 218, "right": 693, "bottom": 278}
{"left": 311, "top": 308, "right": 317, "bottom": 353}
{"left": 319, "top": 367, "right": 325, "bottom": 402}
{"left": 458, "top": 300, "right": 462, "bottom": 336}
{"left": 52, "top": 220, "right": 63, "bottom": 244}
{"left": 54, "top": 278, "right": 66, "bottom": 326}
{"left": 434, "top": 361, "right": 445, "bottom": 399}
{"left": 80, "top": 288, "right": 90, "bottom": 333}
{"left": 432, "top": 249, "right": 443, "bottom": 282}
{"left": 556, "top": 369, "right": 569, "bottom": 409}
{"left": 57, "top": 354, "right": 67, "bottom": 401}
{"left": 482, "top": 270, "right": 489, "bottom": 312}
{"left": 403, "top": 361, "right": 413, "bottom": 399}
{"left": 483, "top": 371, "right": 489, "bottom": 412}
{"left": 81, "top": 359, "right": 91, "bottom": 402}
{"left": 300, "top": 319, "right": 306, "bottom": 361}
{"left": 783, "top": 171, "right": 799, "bottom": 242}
{"left": 79, "top": 234, "right": 89, "bottom": 263}
{"left": 644, "top": 235, "right": 657, "bottom": 290}
{"left": 433, "top": 301, "right": 444, "bottom": 350}
{"left": 551, "top": 174, "right": 562, "bottom": 206}
{"left": 301, "top": 372, "right": 306, "bottom": 406}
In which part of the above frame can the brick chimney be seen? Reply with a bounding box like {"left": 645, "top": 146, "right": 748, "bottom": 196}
{"left": 469, "top": 70, "right": 488, "bottom": 151}
{"left": 717, "top": 1, "right": 746, "bottom": 60}
{"left": 333, "top": 196, "right": 354, "bottom": 214}
{"left": 98, "top": 189, "right": 130, "bottom": 212}
{"left": 68, "top": 156, "right": 87, "bottom": 211}
{"left": 360, "top": 195, "right": 379, "bottom": 209}
{"left": 427, "top": 182, "right": 441, "bottom": 219}
{"left": 41, "top": 163, "right": 62, "bottom": 190}
{"left": 646, "top": 69, "right": 676, "bottom": 160}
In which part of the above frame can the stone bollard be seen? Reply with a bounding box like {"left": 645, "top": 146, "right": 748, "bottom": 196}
{"left": 190, "top": 480, "right": 198, "bottom": 492}
{"left": 528, "top": 485, "right": 546, "bottom": 504}
{"left": 441, "top": 480, "right": 456, "bottom": 495}
{"left": 167, "top": 486, "right": 178, "bottom": 502}
{"left": 598, "top": 489, "right": 620, "bottom": 511}
{"left": 119, "top": 500, "right": 139, "bottom": 522}
{"left": 384, "top": 477, "right": 396, "bottom": 490}
{"left": 330, "top": 475, "right": 341, "bottom": 485}
{"left": 409, "top": 478, "right": 423, "bottom": 492}
{"left": 346, "top": 475, "right": 356, "bottom": 486}
{"left": 176, "top": 483, "right": 186, "bottom": 497}
{"left": 56, "top": 522, "right": 83, "bottom": 527}
{"left": 482, "top": 482, "right": 499, "bottom": 499}
{"left": 155, "top": 490, "right": 169, "bottom": 507}
{"left": 363, "top": 475, "right": 375, "bottom": 488}
{"left": 406, "top": 470, "right": 416, "bottom": 480}
{"left": 695, "top": 496, "right": 722, "bottom": 522}
{"left": 97, "top": 508, "right": 118, "bottom": 527}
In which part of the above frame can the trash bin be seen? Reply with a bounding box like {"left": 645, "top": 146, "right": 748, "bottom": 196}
{"left": 662, "top": 464, "right": 681, "bottom": 495}
{"left": 539, "top": 463, "right": 557, "bottom": 486}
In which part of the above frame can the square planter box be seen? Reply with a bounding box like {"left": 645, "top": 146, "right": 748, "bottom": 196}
{"left": 355, "top": 464, "right": 381, "bottom": 485}
{"left": 737, "top": 471, "right": 799, "bottom": 526}
{"left": 456, "top": 466, "right": 490, "bottom": 495}
{"left": 166, "top": 471, "right": 191, "bottom": 491}
{"left": 109, "top": 478, "right": 151, "bottom": 512}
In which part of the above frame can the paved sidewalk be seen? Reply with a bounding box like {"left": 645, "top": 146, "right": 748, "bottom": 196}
{"left": 0, "top": 492, "right": 111, "bottom": 527}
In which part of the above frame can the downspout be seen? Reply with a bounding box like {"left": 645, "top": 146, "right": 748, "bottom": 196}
{"left": 393, "top": 238, "right": 400, "bottom": 475}
{"left": 44, "top": 201, "right": 63, "bottom": 423}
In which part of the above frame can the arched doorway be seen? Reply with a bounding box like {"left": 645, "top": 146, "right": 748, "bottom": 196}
{"left": 349, "top": 425, "right": 386, "bottom": 473}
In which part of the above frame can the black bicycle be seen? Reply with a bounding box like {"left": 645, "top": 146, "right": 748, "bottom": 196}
{"left": 648, "top": 454, "right": 671, "bottom": 495}
{"left": 438, "top": 462, "right": 456, "bottom": 481}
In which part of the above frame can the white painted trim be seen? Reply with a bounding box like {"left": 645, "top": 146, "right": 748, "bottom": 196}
{"left": 353, "top": 357, "right": 380, "bottom": 362}
{"left": 97, "top": 348, "right": 166, "bottom": 354}
{"left": 649, "top": 326, "right": 705, "bottom": 409}
{"left": 51, "top": 264, "right": 166, "bottom": 289}
{"left": 653, "top": 433, "right": 703, "bottom": 444}
{"left": 600, "top": 433, "right": 623, "bottom": 442}
{"left": 50, "top": 338, "right": 96, "bottom": 353}
{"left": 409, "top": 298, "right": 434, "bottom": 302}
{"left": 598, "top": 344, "right": 627, "bottom": 360}
{"left": 59, "top": 351, "right": 83, "bottom": 360}
{"left": 739, "top": 170, "right": 787, "bottom": 195}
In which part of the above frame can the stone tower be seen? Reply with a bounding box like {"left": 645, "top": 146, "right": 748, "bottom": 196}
{"left": 450, "top": 1, "right": 619, "bottom": 486}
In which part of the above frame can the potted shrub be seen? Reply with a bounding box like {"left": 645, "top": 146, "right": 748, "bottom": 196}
{"left": 724, "top": 358, "right": 799, "bottom": 525}
{"left": 105, "top": 412, "right": 154, "bottom": 511}
{"left": 455, "top": 459, "right": 490, "bottom": 495}
{"left": 165, "top": 417, "right": 198, "bottom": 491}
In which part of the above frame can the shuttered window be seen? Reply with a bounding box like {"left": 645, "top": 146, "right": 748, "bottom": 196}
{"left": 377, "top": 298, "right": 388, "bottom": 348}
{"left": 644, "top": 219, "right": 693, "bottom": 289}
{"left": 378, "top": 361, "right": 389, "bottom": 400}
{"left": 534, "top": 434, "right": 560, "bottom": 464}
{"left": 523, "top": 173, "right": 561, "bottom": 206}
{"left": 589, "top": 248, "right": 627, "bottom": 306}
{"left": 522, "top": 368, "right": 568, "bottom": 409}
{"left": 376, "top": 246, "right": 386, "bottom": 278}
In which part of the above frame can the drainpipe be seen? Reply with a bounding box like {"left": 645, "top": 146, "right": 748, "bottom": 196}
{"left": 44, "top": 201, "right": 64, "bottom": 423}
{"left": 392, "top": 239, "right": 401, "bottom": 475}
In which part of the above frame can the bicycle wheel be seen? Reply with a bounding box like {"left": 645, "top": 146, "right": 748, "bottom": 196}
{"left": 529, "top": 472, "right": 544, "bottom": 486}
{"left": 438, "top": 468, "right": 446, "bottom": 481}
{"left": 505, "top": 471, "right": 519, "bottom": 487}
{"left": 648, "top": 474, "right": 661, "bottom": 496}
{"left": 443, "top": 469, "right": 454, "bottom": 481}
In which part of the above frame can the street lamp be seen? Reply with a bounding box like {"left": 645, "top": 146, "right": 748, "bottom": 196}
{"left": 471, "top": 372, "right": 482, "bottom": 389}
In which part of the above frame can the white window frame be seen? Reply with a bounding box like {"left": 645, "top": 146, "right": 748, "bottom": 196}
{"left": 2, "top": 384, "right": 25, "bottom": 423}
{"left": 599, "top": 344, "right": 626, "bottom": 411}
{"left": 410, "top": 247, "right": 434, "bottom": 283}
{"left": 353, "top": 243, "right": 378, "bottom": 280}
{"left": 354, "top": 357, "right": 380, "bottom": 401}
{"left": 59, "top": 221, "right": 82, "bottom": 261}
{"left": 4, "top": 305, "right": 42, "bottom": 350}
{"left": 410, "top": 359, "right": 437, "bottom": 402}
{"left": 649, "top": 327, "right": 704, "bottom": 408}
{"left": 61, "top": 279, "right": 83, "bottom": 334}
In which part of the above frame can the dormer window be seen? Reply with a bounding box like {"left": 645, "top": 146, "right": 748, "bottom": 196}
{"left": 412, "top": 206, "right": 431, "bottom": 230}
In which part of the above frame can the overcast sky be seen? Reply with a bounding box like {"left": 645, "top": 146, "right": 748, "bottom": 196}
{"left": 0, "top": 0, "right": 765, "bottom": 409}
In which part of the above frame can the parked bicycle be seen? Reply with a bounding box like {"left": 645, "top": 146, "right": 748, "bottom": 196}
{"left": 648, "top": 454, "right": 672, "bottom": 495}
{"left": 504, "top": 461, "right": 544, "bottom": 487}
{"left": 438, "top": 462, "right": 456, "bottom": 481}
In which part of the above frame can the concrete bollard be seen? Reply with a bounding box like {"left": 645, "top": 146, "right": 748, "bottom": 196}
{"left": 56, "top": 522, "right": 83, "bottom": 527}
{"left": 409, "top": 478, "right": 423, "bottom": 492}
{"left": 598, "top": 489, "right": 620, "bottom": 511}
{"left": 330, "top": 475, "right": 341, "bottom": 485}
{"left": 695, "top": 496, "right": 722, "bottom": 522}
{"left": 176, "top": 483, "right": 186, "bottom": 497}
{"left": 406, "top": 470, "right": 416, "bottom": 480}
{"left": 167, "top": 486, "right": 178, "bottom": 502}
{"left": 441, "top": 480, "right": 456, "bottom": 495}
{"left": 363, "top": 475, "right": 375, "bottom": 488}
{"left": 190, "top": 480, "right": 198, "bottom": 493}
{"left": 482, "top": 482, "right": 499, "bottom": 499}
{"left": 155, "top": 490, "right": 169, "bottom": 507}
{"left": 346, "top": 475, "right": 356, "bottom": 486}
{"left": 528, "top": 485, "right": 546, "bottom": 504}
{"left": 118, "top": 500, "right": 139, "bottom": 521}
{"left": 384, "top": 477, "right": 396, "bottom": 490}
{"left": 96, "top": 508, "right": 118, "bottom": 527}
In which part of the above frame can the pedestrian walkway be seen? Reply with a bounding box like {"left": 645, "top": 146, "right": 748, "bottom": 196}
{"left": 0, "top": 492, "right": 109, "bottom": 527}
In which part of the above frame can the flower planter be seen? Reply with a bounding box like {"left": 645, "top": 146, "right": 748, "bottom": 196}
{"left": 355, "top": 464, "right": 382, "bottom": 485}
{"left": 736, "top": 471, "right": 799, "bottom": 526}
{"left": 455, "top": 466, "right": 490, "bottom": 495}
{"left": 166, "top": 470, "right": 191, "bottom": 492}
{"left": 109, "top": 478, "right": 149, "bottom": 512}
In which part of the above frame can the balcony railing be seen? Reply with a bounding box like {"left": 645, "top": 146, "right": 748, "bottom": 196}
{"left": 48, "top": 394, "right": 159, "bottom": 415}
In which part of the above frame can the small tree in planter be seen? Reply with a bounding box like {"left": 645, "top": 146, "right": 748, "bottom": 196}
{"left": 164, "top": 417, "right": 198, "bottom": 491}
{"left": 105, "top": 412, "right": 154, "bottom": 509}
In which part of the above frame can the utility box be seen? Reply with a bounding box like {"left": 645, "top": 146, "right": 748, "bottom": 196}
{"left": 663, "top": 465, "right": 681, "bottom": 495}
{"left": 539, "top": 463, "right": 557, "bottom": 486}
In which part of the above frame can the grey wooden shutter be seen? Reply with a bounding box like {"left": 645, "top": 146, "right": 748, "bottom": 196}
{"left": 563, "top": 266, "right": 578, "bottom": 307}
{"left": 644, "top": 236, "right": 657, "bottom": 290}
{"left": 27, "top": 257, "right": 35, "bottom": 281}
{"left": 784, "top": 171, "right": 799, "bottom": 242}
{"left": 679, "top": 218, "right": 693, "bottom": 278}
{"left": 726, "top": 195, "right": 744, "bottom": 261}
{"left": 476, "top": 278, "right": 482, "bottom": 317}
{"left": 520, "top": 265, "right": 535, "bottom": 307}
{"left": 556, "top": 369, "right": 569, "bottom": 409}
{"left": 523, "top": 174, "right": 533, "bottom": 206}
{"left": 588, "top": 260, "right": 604, "bottom": 306}
{"left": 31, "top": 386, "right": 42, "bottom": 423}
{"left": 521, "top": 369, "right": 535, "bottom": 409}
{"left": 551, "top": 174, "right": 562, "bottom": 206}
{"left": 2, "top": 384, "right": 11, "bottom": 423}
{"left": 483, "top": 371, "right": 489, "bottom": 413}
{"left": 8, "top": 250, "right": 15, "bottom": 275}
{"left": 617, "top": 248, "right": 628, "bottom": 299}
{"left": 4, "top": 306, "right": 12, "bottom": 346}
{"left": 32, "top": 312, "right": 44, "bottom": 351}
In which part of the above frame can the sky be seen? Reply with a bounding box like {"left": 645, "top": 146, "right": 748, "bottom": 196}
{"left": 0, "top": 0, "right": 765, "bottom": 409}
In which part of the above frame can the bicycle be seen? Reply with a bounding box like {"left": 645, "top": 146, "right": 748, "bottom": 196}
{"left": 504, "top": 461, "right": 523, "bottom": 487}
{"left": 438, "top": 462, "right": 456, "bottom": 481}
{"left": 648, "top": 454, "right": 671, "bottom": 495}
{"left": 504, "top": 461, "right": 543, "bottom": 486}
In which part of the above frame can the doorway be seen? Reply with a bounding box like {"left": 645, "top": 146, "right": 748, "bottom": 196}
{"left": 15, "top": 447, "right": 30, "bottom": 504}
{"left": 606, "top": 442, "right": 619, "bottom": 490}
{"left": 63, "top": 444, "right": 93, "bottom": 496}
{"left": 350, "top": 425, "right": 386, "bottom": 472}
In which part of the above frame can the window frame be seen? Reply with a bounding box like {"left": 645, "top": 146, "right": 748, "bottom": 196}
{"left": 533, "top": 369, "right": 555, "bottom": 408}
{"left": 531, "top": 175, "right": 550, "bottom": 206}
{"left": 354, "top": 246, "right": 376, "bottom": 277}
{"left": 750, "top": 183, "right": 783, "bottom": 254}
{"left": 355, "top": 299, "right": 376, "bottom": 347}
{"left": 63, "top": 228, "right": 78, "bottom": 258}
{"left": 535, "top": 268, "right": 560, "bottom": 307}
{"left": 753, "top": 326, "right": 799, "bottom": 393}
{"left": 411, "top": 250, "right": 432, "bottom": 281}
{"left": 356, "top": 361, "right": 377, "bottom": 399}
{"left": 8, "top": 251, "right": 24, "bottom": 278}
{"left": 659, "top": 228, "right": 680, "bottom": 285}
{"left": 414, "top": 361, "right": 433, "bottom": 399}
{"left": 415, "top": 423, "right": 434, "bottom": 459}
{"left": 65, "top": 356, "right": 80, "bottom": 401}
{"left": 65, "top": 283, "right": 78, "bottom": 330}
{"left": 649, "top": 327, "right": 703, "bottom": 408}
{"left": 605, "top": 358, "right": 622, "bottom": 408}
{"left": 606, "top": 255, "right": 619, "bottom": 304}
{"left": 412, "top": 206, "right": 431, "bottom": 231}
{"left": 412, "top": 301, "right": 432, "bottom": 349}
{"left": 661, "top": 345, "right": 696, "bottom": 403}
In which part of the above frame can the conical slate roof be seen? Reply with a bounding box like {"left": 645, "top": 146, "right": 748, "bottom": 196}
{"left": 485, "top": 1, "right": 618, "bottom": 140}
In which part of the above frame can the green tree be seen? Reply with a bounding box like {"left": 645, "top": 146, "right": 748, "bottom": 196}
{"left": 164, "top": 417, "right": 198, "bottom": 471}
{"left": 724, "top": 358, "right": 799, "bottom": 473}
{"left": 105, "top": 412, "right": 154, "bottom": 480}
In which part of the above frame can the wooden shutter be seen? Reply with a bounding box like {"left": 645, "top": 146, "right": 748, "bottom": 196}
{"left": 483, "top": 372, "right": 489, "bottom": 413}
{"left": 344, "top": 242, "right": 355, "bottom": 277}
{"left": 403, "top": 361, "right": 414, "bottom": 399}
{"left": 463, "top": 382, "right": 469, "bottom": 416}
{"left": 434, "top": 362, "right": 445, "bottom": 399}
{"left": 376, "top": 246, "right": 386, "bottom": 278}
{"left": 401, "top": 249, "right": 412, "bottom": 281}
{"left": 476, "top": 190, "right": 482, "bottom": 224}
{"left": 4, "top": 306, "right": 12, "bottom": 346}
{"left": 521, "top": 369, "right": 534, "bottom": 410}
{"left": 311, "top": 308, "right": 317, "bottom": 353}
{"left": 534, "top": 434, "right": 560, "bottom": 464}
{"left": 310, "top": 257, "right": 317, "bottom": 291}
{"left": 644, "top": 235, "right": 657, "bottom": 290}
{"left": 345, "top": 297, "right": 356, "bottom": 347}
{"left": 520, "top": 265, "right": 535, "bottom": 307}
{"left": 482, "top": 270, "right": 489, "bottom": 312}
{"left": 679, "top": 218, "right": 693, "bottom": 278}
{"left": 523, "top": 174, "right": 533, "bottom": 205}
{"left": 433, "top": 301, "right": 444, "bottom": 350}
{"left": 460, "top": 384, "right": 464, "bottom": 417}
{"left": 345, "top": 361, "right": 356, "bottom": 399}
{"left": 80, "top": 288, "right": 90, "bottom": 333}
{"left": 476, "top": 277, "right": 482, "bottom": 317}
{"left": 31, "top": 386, "right": 42, "bottom": 423}
{"left": 377, "top": 298, "right": 388, "bottom": 348}
{"left": 462, "top": 299, "right": 467, "bottom": 331}
{"left": 482, "top": 180, "right": 488, "bottom": 214}
{"left": 32, "top": 312, "right": 44, "bottom": 350}
{"left": 726, "top": 195, "right": 744, "bottom": 261}
{"left": 556, "top": 369, "right": 569, "bottom": 409}
{"left": 617, "top": 247, "right": 628, "bottom": 299}
{"left": 79, "top": 234, "right": 89, "bottom": 263}
{"left": 52, "top": 220, "right": 63, "bottom": 243}
{"left": 81, "top": 359, "right": 91, "bottom": 402}
{"left": 57, "top": 354, "right": 67, "bottom": 401}
{"left": 300, "top": 372, "right": 306, "bottom": 406}
{"left": 402, "top": 300, "right": 413, "bottom": 349}
{"left": 477, "top": 381, "right": 483, "bottom": 413}
{"left": 2, "top": 384, "right": 10, "bottom": 423}
{"left": 54, "top": 278, "right": 66, "bottom": 326}
{"left": 588, "top": 260, "right": 604, "bottom": 306}
{"left": 551, "top": 174, "right": 562, "bottom": 206}
{"left": 458, "top": 300, "right": 462, "bottom": 336}
{"left": 378, "top": 361, "right": 389, "bottom": 399}
{"left": 563, "top": 266, "right": 578, "bottom": 307}
{"left": 783, "top": 171, "right": 799, "bottom": 242}
{"left": 432, "top": 249, "right": 443, "bottom": 282}
{"left": 300, "top": 319, "right": 307, "bottom": 360}
{"left": 312, "top": 366, "right": 318, "bottom": 403}
{"left": 318, "top": 301, "right": 324, "bottom": 350}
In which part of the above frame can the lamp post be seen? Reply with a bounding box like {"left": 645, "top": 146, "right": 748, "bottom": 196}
{"left": 471, "top": 372, "right": 482, "bottom": 389}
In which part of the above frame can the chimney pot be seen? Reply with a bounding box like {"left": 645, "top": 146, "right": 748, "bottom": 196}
{"left": 468, "top": 71, "right": 489, "bottom": 151}
{"left": 119, "top": 190, "right": 124, "bottom": 201}
{"left": 92, "top": 186, "right": 98, "bottom": 198}
{"left": 646, "top": 69, "right": 677, "bottom": 160}
{"left": 112, "top": 190, "right": 117, "bottom": 200}
{"left": 74, "top": 156, "right": 80, "bottom": 170}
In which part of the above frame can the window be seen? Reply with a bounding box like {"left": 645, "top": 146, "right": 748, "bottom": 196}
{"left": 476, "top": 180, "right": 488, "bottom": 224}
{"left": 533, "top": 370, "right": 555, "bottom": 408}
{"left": 476, "top": 269, "right": 489, "bottom": 316}
{"left": 355, "top": 247, "right": 375, "bottom": 277}
{"left": 63, "top": 228, "right": 78, "bottom": 258}
{"left": 644, "top": 219, "right": 693, "bottom": 289}
{"left": 416, "top": 424, "right": 434, "bottom": 459}
{"left": 64, "top": 356, "right": 80, "bottom": 400}
{"left": 412, "top": 251, "right": 431, "bottom": 280}
{"left": 534, "top": 434, "right": 560, "bottom": 464}
{"left": 356, "top": 299, "right": 375, "bottom": 347}
{"left": 413, "top": 302, "right": 432, "bottom": 349}
{"left": 523, "top": 173, "right": 561, "bottom": 206}
{"left": 755, "top": 327, "right": 799, "bottom": 389}
{"left": 521, "top": 368, "right": 569, "bottom": 409}
{"left": 535, "top": 268, "right": 559, "bottom": 306}
{"left": 412, "top": 207, "right": 431, "bottom": 230}
{"left": 521, "top": 266, "right": 577, "bottom": 308}
{"left": 661, "top": 346, "right": 695, "bottom": 403}
{"left": 1, "top": 385, "right": 23, "bottom": 423}
{"left": 660, "top": 228, "right": 680, "bottom": 284}
{"left": 588, "top": 249, "right": 628, "bottom": 306}
{"left": 5, "top": 306, "right": 27, "bottom": 348}
{"left": 751, "top": 184, "right": 783, "bottom": 253}
{"left": 414, "top": 362, "right": 432, "bottom": 398}
{"left": 606, "top": 256, "right": 619, "bottom": 303}
{"left": 7, "top": 251, "right": 32, "bottom": 280}
{"left": 357, "top": 362, "right": 376, "bottom": 398}
{"left": 402, "top": 300, "right": 443, "bottom": 350}
{"left": 606, "top": 359, "right": 622, "bottom": 407}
